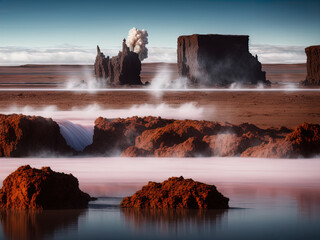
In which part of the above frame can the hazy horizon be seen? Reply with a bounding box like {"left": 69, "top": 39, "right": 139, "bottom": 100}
{"left": 0, "top": 0, "right": 319, "bottom": 65}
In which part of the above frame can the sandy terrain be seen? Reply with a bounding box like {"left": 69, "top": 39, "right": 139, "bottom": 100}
{"left": 0, "top": 63, "right": 319, "bottom": 129}
{"left": 0, "top": 63, "right": 306, "bottom": 87}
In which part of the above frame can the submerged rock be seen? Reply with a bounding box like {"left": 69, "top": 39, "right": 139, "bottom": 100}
{"left": 121, "top": 176, "right": 229, "bottom": 209}
{"left": 177, "top": 34, "right": 268, "bottom": 86}
{"left": 302, "top": 45, "right": 320, "bottom": 85}
{"left": 0, "top": 165, "right": 92, "bottom": 209}
{"left": 0, "top": 114, "right": 73, "bottom": 157}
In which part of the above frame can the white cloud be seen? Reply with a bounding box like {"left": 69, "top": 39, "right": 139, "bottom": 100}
{"left": 0, "top": 44, "right": 306, "bottom": 65}
{"left": 250, "top": 44, "right": 306, "bottom": 64}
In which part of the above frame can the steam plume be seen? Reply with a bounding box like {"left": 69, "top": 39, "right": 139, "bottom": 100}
{"left": 127, "top": 27, "right": 148, "bottom": 61}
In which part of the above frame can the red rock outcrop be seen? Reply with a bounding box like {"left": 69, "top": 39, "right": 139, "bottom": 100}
{"left": 120, "top": 176, "right": 229, "bottom": 209}
{"left": 0, "top": 165, "right": 92, "bottom": 209}
{"left": 121, "top": 146, "right": 153, "bottom": 157}
{"left": 242, "top": 123, "right": 320, "bottom": 158}
{"left": 84, "top": 116, "right": 173, "bottom": 155}
{"left": 284, "top": 123, "right": 320, "bottom": 157}
{"left": 94, "top": 39, "right": 143, "bottom": 85}
{"left": 177, "top": 34, "right": 268, "bottom": 86}
{"left": 154, "top": 137, "right": 211, "bottom": 157}
{"left": 84, "top": 116, "right": 319, "bottom": 158}
{"left": 0, "top": 114, "right": 73, "bottom": 157}
{"left": 302, "top": 45, "right": 320, "bottom": 85}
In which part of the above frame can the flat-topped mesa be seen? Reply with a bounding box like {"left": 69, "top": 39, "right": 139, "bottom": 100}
{"left": 94, "top": 39, "right": 143, "bottom": 85}
{"left": 302, "top": 45, "right": 320, "bottom": 85}
{"left": 120, "top": 176, "right": 229, "bottom": 209}
{"left": 177, "top": 34, "right": 268, "bottom": 86}
{"left": 0, "top": 165, "right": 93, "bottom": 209}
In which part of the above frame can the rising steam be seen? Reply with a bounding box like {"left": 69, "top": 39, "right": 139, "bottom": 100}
{"left": 127, "top": 27, "right": 148, "bottom": 61}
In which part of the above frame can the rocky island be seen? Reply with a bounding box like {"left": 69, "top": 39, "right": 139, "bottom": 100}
{"left": 0, "top": 165, "right": 93, "bottom": 209}
{"left": 121, "top": 176, "right": 229, "bottom": 209}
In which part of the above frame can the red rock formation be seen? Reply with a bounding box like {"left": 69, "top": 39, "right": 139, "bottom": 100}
{"left": 154, "top": 137, "right": 211, "bottom": 157}
{"left": 203, "top": 131, "right": 263, "bottom": 156}
{"left": 94, "top": 39, "right": 143, "bottom": 85}
{"left": 285, "top": 123, "right": 320, "bottom": 157}
{"left": 0, "top": 165, "right": 92, "bottom": 209}
{"left": 303, "top": 45, "right": 320, "bottom": 85}
{"left": 84, "top": 116, "right": 173, "bottom": 155}
{"left": 0, "top": 114, "right": 73, "bottom": 157}
{"left": 242, "top": 123, "right": 320, "bottom": 158}
{"left": 120, "top": 176, "right": 229, "bottom": 209}
{"left": 84, "top": 116, "right": 319, "bottom": 158}
{"left": 177, "top": 34, "right": 268, "bottom": 86}
{"left": 241, "top": 138, "right": 294, "bottom": 158}
{"left": 121, "top": 146, "right": 153, "bottom": 157}
{"left": 135, "top": 120, "right": 223, "bottom": 152}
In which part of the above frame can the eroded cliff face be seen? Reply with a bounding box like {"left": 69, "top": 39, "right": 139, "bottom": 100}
{"left": 85, "top": 116, "right": 320, "bottom": 158}
{"left": 0, "top": 114, "right": 73, "bottom": 157}
{"left": 83, "top": 116, "right": 174, "bottom": 155}
{"left": 94, "top": 39, "right": 143, "bottom": 85}
{"left": 0, "top": 165, "right": 92, "bottom": 209}
{"left": 303, "top": 45, "right": 320, "bottom": 85}
{"left": 177, "top": 34, "right": 268, "bottom": 86}
{"left": 120, "top": 176, "right": 229, "bottom": 209}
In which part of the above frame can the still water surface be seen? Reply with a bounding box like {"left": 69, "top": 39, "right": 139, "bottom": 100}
{"left": 0, "top": 157, "right": 319, "bottom": 240}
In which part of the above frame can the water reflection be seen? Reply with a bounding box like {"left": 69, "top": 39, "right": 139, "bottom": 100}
{"left": 0, "top": 209, "right": 85, "bottom": 240}
{"left": 121, "top": 208, "right": 226, "bottom": 235}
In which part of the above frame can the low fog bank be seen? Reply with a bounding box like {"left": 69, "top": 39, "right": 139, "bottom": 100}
{"left": 1, "top": 157, "right": 319, "bottom": 194}
{"left": 1, "top": 102, "right": 204, "bottom": 126}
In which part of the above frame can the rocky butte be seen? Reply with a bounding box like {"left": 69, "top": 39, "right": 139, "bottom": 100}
{"left": 302, "top": 45, "right": 320, "bottom": 85}
{"left": 0, "top": 165, "right": 93, "bottom": 209}
{"left": 177, "top": 34, "right": 268, "bottom": 86}
{"left": 94, "top": 39, "right": 143, "bottom": 85}
{"left": 121, "top": 176, "right": 229, "bottom": 209}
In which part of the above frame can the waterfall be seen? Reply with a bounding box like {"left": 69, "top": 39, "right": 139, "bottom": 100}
{"left": 57, "top": 120, "right": 94, "bottom": 151}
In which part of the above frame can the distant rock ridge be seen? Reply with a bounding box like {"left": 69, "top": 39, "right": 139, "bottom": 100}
{"left": 177, "top": 34, "right": 269, "bottom": 86}
{"left": 120, "top": 176, "right": 229, "bottom": 209}
{"left": 0, "top": 165, "right": 93, "bottom": 209}
{"left": 302, "top": 45, "right": 320, "bottom": 85}
{"left": 94, "top": 39, "right": 143, "bottom": 85}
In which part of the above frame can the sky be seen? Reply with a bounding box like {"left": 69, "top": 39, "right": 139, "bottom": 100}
{"left": 0, "top": 0, "right": 319, "bottom": 64}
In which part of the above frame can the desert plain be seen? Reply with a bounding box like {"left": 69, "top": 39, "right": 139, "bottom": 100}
{"left": 0, "top": 63, "right": 319, "bottom": 129}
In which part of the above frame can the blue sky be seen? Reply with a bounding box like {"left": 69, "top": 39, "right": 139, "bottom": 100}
{"left": 0, "top": 0, "right": 319, "bottom": 64}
